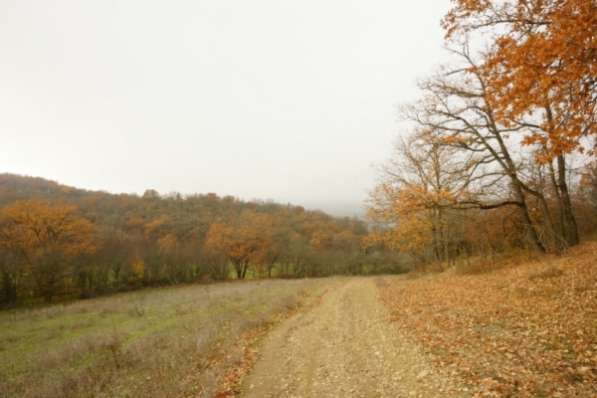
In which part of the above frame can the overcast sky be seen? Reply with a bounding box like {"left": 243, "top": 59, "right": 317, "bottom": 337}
{"left": 1, "top": 0, "right": 451, "bottom": 216}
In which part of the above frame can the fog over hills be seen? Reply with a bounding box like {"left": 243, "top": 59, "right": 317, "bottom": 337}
{"left": 1, "top": 0, "right": 451, "bottom": 214}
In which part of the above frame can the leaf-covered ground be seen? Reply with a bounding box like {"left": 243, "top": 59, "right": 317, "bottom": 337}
{"left": 380, "top": 242, "right": 597, "bottom": 397}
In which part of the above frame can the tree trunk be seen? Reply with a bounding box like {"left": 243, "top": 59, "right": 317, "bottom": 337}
{"left": 547, "top": 158, "right": 566, "bottom": 243}
{"left": 1, "top": 269, "right": 17, "bottom": 304}
{"left": 537, "top": 191, "right": 562, "bottom": 253}
{"left": 512, "top": 181, "right": 546, "bottom": 253}
{"left": 234, "top": 262, "right": 243, "bottom": 279}
{"left": 556, "top": 155, "right": 580, "bottom": 246}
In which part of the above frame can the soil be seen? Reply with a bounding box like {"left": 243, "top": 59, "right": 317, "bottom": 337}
{"left": 239, "top": 277, "right": 467, "bottom": 398}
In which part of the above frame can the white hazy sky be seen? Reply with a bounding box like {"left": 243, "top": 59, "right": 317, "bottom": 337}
{"left": 1, "top": 0, "right": 451, "bottom": 216}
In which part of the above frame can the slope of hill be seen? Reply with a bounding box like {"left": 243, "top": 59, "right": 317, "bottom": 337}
{"left": 380, "top": 242, "right": 597, "bottom": 397}
{"left": 0, "top": 174, "right": 403, "bottom": 305}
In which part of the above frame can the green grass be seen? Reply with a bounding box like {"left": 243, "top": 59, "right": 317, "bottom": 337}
{"left": 0, "top": 278, "right": 330, "bottom": 398}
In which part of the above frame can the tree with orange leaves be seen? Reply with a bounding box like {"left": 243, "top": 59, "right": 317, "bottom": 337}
{"left": 0, "top": 200, "right": 95, "bottom": 301}
{"left": 443, "top": 0, "right": 595, "bottom": 154}
{"left": 443, "top": 0, "right": 596, "bottom": 246}
{"left": 367, "top": 131, "right": 480, "bottom": 263}
{"left": 204, "top": 210, "right": 273, "bottom": 279}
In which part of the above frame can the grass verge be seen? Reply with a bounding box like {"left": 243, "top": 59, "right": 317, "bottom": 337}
{"left": 0, "top": 278, "right": 330, "bottom": 398}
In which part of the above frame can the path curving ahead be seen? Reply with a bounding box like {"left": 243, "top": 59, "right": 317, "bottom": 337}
{"left": 239, "top": 278, "right": 465, "bottom": 398}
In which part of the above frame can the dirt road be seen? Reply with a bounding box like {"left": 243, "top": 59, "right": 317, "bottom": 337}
{"left": 239, "top": 278, "right": 466, "bottom": 398}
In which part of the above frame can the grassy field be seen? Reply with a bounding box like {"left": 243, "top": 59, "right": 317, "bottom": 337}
{"left": 0, "top": 278, "right": 330, "bottom": 398}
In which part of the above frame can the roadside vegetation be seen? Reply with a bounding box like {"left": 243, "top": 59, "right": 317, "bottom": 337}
{"left": 0, "top": 278, "right": 330, "bottom": 398}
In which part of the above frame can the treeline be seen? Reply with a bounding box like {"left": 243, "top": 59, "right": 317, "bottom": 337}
{"left": 0, "top": 174, "right": 403, "bottom": 305}
{"left": 367, "top": 0, "right": 596, "bottom": 265}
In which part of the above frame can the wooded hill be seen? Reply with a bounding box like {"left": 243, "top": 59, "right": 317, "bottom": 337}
{"left": 0, "top": 174, "right": 402, "bottom": 305}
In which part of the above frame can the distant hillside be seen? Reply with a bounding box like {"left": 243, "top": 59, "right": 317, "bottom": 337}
{"left": 0, "top": 174, "right": 402, "bottom": 305}
{"left": 0, "top": 173, "right": 362, "bottom": 235}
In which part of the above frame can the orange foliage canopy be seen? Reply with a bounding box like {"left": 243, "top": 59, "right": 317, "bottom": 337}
{"left": 0, "top": 200, "right": 95, "bottom": 264}
{"left": 444, "top": 0, "right": 596, "bottom": 159}
{"left": 204, "top": 211, "right": 274, "bottom": 277}
{"left": 367, "top": 183, "right": 456, "bottom": 255}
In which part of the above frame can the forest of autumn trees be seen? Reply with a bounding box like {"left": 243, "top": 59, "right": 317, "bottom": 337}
{"left": 367, "top": 0, "right": 596, "bottom": 264}
{"left": 0, "top": 174, "right": 403, "bottom": 305}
